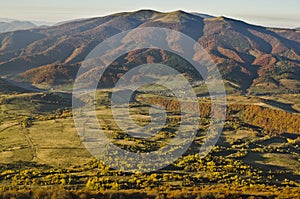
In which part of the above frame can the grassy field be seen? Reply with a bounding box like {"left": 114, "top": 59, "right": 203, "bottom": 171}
{"left": 0, "top": 90, "right": 299, "bottom": 198}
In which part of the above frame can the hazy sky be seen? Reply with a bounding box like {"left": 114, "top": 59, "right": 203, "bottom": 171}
{"left": 1, "top": 0, "right": 299, "bottom": 28}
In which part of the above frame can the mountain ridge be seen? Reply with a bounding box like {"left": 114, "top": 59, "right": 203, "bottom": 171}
{"left": 0, "top": 20, "right": 37, "bottom": 33}
{"left": 0, "top": 10, "right": 299, "bottom": 95}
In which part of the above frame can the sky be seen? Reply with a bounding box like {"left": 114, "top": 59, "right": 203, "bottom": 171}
{"left": 0, "top": 0, "right": 299, "bottom": 28}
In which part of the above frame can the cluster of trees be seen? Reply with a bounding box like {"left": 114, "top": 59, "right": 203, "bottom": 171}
{"left": 138, "top": 95, "right": 300, "bottom": 134}
{"left": 1, "top": 129, "right": 299, "bottom": 197}
{"left": 2, "top": 142, "right": 298, "bottom": 192}
{"left": 0, "top": 185, "right": 300, "bottom": 199}
{"left": 19, "top": 116, "right": 34, "bottom": 128}
{"left": 232, "top": 104, "right": 300, "bottom": 134}
{"left": 37, "top": 109, "right": 72, "bottom": 121}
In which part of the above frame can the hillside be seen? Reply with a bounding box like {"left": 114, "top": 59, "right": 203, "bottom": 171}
{"left": 0, "top": 78, "right": 30, "bottom": 93}
{"left": 0, "top": 10, "right": 299, "bottom": 94}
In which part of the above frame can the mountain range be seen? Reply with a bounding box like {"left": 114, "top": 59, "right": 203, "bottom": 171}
{"left": 0, "top": 20, "right": 37, "bottom": 33}
{"left": 0, "top": 10, "right": 299, "bottom": 95}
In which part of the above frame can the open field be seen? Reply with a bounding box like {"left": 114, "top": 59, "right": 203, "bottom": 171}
{"left": 0, "top": 90, "right": 299, "bottom": 198}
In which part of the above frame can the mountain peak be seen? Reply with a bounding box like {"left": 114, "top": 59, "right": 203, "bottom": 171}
{"left": 111, "top": 9, "right": 160, "bottom": 20}
{"left": 167, "top": 10, "right": 196, "bottom": 18}
{"left": 126, "top": 9, "right": 192, "bottom": 19}
{"left": 134, "top": 9, "right": 160, "bottom": 13}
{"left": 191, "top": 12, "right": 215, "bottom": 19}
{"left": 169, "top": 10, "right": 187, "bottom": 14}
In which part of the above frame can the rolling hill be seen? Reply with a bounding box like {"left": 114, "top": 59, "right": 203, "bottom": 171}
{"left": 0, "top": 78, "right": 30, "bottom": 93}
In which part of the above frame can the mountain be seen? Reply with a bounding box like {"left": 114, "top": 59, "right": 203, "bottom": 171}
{"left": 0, "top": 10, "right": 299, "bottom": 94}
{"left": 0, "top": 21, "right": 37, "bottom": 33}
{"left": 0, "top": 17, "right": 54, "bottom": 26}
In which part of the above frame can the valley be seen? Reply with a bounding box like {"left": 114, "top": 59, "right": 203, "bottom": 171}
{"left": 0, "top": 87, "right": 299, "bottom": 198}
{"left": 0, "top": 9, "right": 299, "bottom": 198}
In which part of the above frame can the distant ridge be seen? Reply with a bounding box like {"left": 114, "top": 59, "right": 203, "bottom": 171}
{"left": 0, "top": 21, "right": 37, "bottom": 33}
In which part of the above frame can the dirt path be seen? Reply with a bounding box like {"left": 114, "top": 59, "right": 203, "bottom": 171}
{"left": 0, "top": 123, "right": 18, "bottom": 133}
{"left": 23, "top": 128, "right": 38, "bottom": 161}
